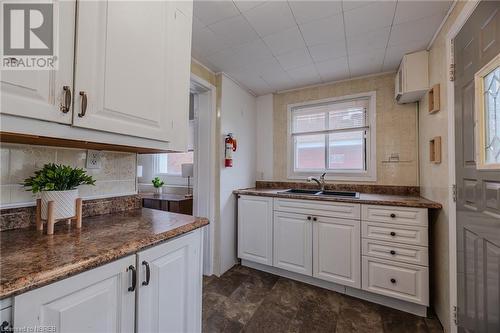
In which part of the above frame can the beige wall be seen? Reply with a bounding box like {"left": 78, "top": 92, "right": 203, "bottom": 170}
{"left": 418, "top": 2, "right": 468, "bottom": 332}
{"left": 273, "top": 73, "right": 418, "bottom": 185}
{"left": 0, "top": 143, "right": 137, "bottom": 207}
{"left": 191, "top": 59, "right": 217, "bottom": 87}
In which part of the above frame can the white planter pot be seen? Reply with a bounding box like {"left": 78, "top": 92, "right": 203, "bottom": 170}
{"left": 41, "top": 189, "right": 79, "bottom": 220}
{"left": 154, "top": 187, "right": 163, "bottom": 196}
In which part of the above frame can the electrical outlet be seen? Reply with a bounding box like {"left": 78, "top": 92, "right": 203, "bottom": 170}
{"left": 86, "top": 150, "right": 102, "bottom": 169}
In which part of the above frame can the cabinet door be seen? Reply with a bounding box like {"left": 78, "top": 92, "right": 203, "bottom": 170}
{"left": 313, "top": 217, "right": 360, "bottom": 288}
{"left": 273, "top": 211, "right": 312, "bottom": 276}
{"left": 238, "top": 195, "right": 273, "bottom": 265}
{"left": 0, "top": 0, "right": 75, "bottom": 124}
{"left": 14, "top": 255, "right": 136, "bottom": 333}
{"left": 137, "top": 229, "right": 202, "bottom": 333}
{"left": 74, "top": 0, "right": 192, "bottom": 145}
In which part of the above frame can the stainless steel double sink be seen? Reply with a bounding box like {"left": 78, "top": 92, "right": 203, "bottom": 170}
{"left": 280, "top": 188, "right": 360, "bottom": 199}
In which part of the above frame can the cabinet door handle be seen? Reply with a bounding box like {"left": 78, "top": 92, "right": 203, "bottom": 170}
{"left": 390, "top": 250, "right": 396, "bottom": 255}
{"left": 312, "top": 217, "right": 317, "bottom": 221}
{"left": 307, "top": 216, "right": 312, "bottom": 220}
{"left": 142, "top": 260, "right": 151, "bottom": 286}
{"left": 128, "top": 265, "right": 137, "bottom": 292}
{"left": 390, "top": 213, "right": 396, "bottom": 218}
{"left": 60, "top": 86, "right": 71, "bottom": 113}
{"left": 78, "top": 91, "right": 87, "bottom": 117}
{"left": 390, "top": 231, "right": 396, "bottom": 236}
{"left": 390, "top": 278, "right": 396, "bottom": 284}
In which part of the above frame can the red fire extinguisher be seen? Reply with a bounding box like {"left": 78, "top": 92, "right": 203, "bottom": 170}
{"left": 224, "top": 133, "right": 237, "bottom": 167}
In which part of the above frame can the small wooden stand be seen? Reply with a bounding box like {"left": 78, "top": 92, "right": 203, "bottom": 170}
{"left": 36, "top": 198, "right": 83, "bottom": 235}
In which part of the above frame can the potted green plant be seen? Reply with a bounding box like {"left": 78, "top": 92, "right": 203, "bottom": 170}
{"left": 22, "top": 163, "right": 95, "bottom": 220}
{"left": 152, "top": 176, "right": 165, "bottom": 196}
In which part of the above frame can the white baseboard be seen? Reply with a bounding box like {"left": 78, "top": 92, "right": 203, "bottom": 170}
{"left": 241, "top": 259, "right": 428, "bottom": 317}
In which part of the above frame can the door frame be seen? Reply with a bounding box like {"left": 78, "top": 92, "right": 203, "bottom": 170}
{"left": 190, "top": 73, "right": 217, "bottom": 276}
{"left": 445, "top": 1, "right": 480, "bottom": 332}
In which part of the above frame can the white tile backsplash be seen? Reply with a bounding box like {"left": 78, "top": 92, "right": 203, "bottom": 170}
{"left": 0, "top": 143, "right": 137, "bottom": 207}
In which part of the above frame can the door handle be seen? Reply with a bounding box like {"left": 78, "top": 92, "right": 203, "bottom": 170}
{"left": 142, "top": 260, "right": 151, "bottom": 286}
{"left": 60, "top": 86, "right": 71, "bottom": 113}
{"left": 78, "top": 91, "right": 87, "bottom": 117}
{"left": 128, "top": 265, "right": 137, "bottom": 292}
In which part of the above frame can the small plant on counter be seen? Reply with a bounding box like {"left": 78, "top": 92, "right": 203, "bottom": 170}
{"left": 22, "top": 163, "right": 95, "bottom": 220}
{"left": 152, "top": 177, "right": 165, "bottom": 196}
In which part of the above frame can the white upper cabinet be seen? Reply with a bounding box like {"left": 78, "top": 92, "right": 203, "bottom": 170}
{"left": 395, "top": 50, "right": 429, "bottom": 104}
{"left": 0, "top": 0, "right": 75, "bottom": 124}
{"left": 1, "top": 0, "right": 193, "bottom": 151}
{"left": 74, "top": 0, "right": 193, "bottom": 145}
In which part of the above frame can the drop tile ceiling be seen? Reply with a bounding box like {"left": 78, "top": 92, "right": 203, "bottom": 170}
{"left": 192, "top": 0, "right": 453, "bottom": 96}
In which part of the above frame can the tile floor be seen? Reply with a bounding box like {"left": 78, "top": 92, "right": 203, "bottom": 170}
{"left": 202, "top": 265, "right": 443, "bottom": 333}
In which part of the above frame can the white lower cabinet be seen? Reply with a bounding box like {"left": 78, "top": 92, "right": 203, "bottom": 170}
{"left": 137, "top": 230, "right": 202, "bottom": 333}
{"left": 13, "top": 229, "right": 203, "bottom": 333}
{"left": 14, "top": 255, "right": 136, "bottom": 333}
{"left": 237, "top": 195, "right": 273, "bottom": 265}
{"left": 273, "top": 211, "right": 312, "bottom": 275}
{"left": 313, "top": 217, "right": 360, "bottom": 288}
{"left": 237, "top": 195, "right": 430, "bottom": 312}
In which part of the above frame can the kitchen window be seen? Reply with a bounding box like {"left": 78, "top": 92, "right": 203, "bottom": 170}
{"left": 287, "top": 92, "right": 376, "bottom": 181}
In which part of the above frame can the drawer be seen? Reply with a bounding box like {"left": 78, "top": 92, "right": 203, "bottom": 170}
{"left": 362, "top": 205, "right": 428, "bottom": 226}
{"left": 362, "top": 256, "right": 429, "bottom": 305}
{"left": 274, "top": 198, "right": 360, "bottom": 220}
{"left": 362, "top": 221, "right": 428, "bottom": 246}
{"left": 362, "top": 239, "right": 428, "bottom": 266}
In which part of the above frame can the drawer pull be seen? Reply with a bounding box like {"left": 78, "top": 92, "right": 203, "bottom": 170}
{"left": 390, "top": 231, "right": 396, "bottom": 236}
{"left": 390, "top": 278, "right": 396, "bottom": 284}
{"left": 307, "top": 216, "right": 312, "bottom": 220}
{"left": 312, "top": 217, "right": 317, "bottom": 221}
{"left": 390, "top": 213, "right": 396, "bottom": 218}
{"left": 390, "top": 250, "right": 396, "bottom": 255}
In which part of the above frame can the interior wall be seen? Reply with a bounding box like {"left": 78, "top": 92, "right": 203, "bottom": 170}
{"left": 418, "top": 2, "right": 467, "bottom": 332}
{"left": 0, "top": 143, "right": 137, "bottom": 207}
{"left": 256, "top": 94, "right": 274, "bottom": 180}
{"left": 219, "top": 74, "right": 257, "bottom": 274}
{"left": 272, "top": 73, "right": 419, "bottom": 185}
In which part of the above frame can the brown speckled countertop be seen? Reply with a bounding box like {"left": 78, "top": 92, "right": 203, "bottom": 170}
{"left": 234, "top": 188, "right": 442, "bottom": 209}
{"left": 0, "top": 208, "right": 208, "bottom": 299}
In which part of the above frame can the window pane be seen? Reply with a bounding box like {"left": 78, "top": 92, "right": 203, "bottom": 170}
{"left": 329, "top": 108, "right": 366, "bottom": 130}
{"left": 328, "top": 131, "right": 364, "bottom": 170}
{"left": 295, "top": 134, "right": 325, "bottom": 170}
{"left": 292, "top": 110, "right": 325, "bottom": 133}
{"left": 484, "top": 67, "right": 500, "bottom": 164}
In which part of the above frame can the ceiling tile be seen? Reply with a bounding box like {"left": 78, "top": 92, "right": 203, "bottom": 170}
{"left": 299, "top": 13, "right": 344, "bottom": 46}
{"left": 394, "top": 0, "right": 452, "bottom": 25}
{"left": 344, "top": 1, "right": 396, "bottom": 36}
{"left": 287, "top": 64, "right": 322, "bottom": 87}
{"left": 229, "top": 70, "right": 272, "bottom": 95}
{"left": 205, "top": 48, "right": 240, "bottom": 72}
{"left": 260, "top": 67, "right": 295, "bottom": 91}
{"left": 193, "top": 0, "right": 240, "bottom": 26}
{"left": 315, "top": 57, "right": 350, "bottom": 82}
{"left": 347, "top": 27, "right": 390, "bottom": 56}
{"left": 349, "top": 50, "right": 385, "bottom": 77}
{"left": 289, "top": 1, "right": 342, "bottom": 24}
{"left": 263, "top": 26, "right": 306, "bottom": 56}
{"left": 233, "top": 1, "right": 266, "bottom": 13}
{"left": 191, "top": 26, "right": 229, "bottom": 57}
{"left": 232, "top": 39, "right": 274, "bottom": 63}
{"left": 242, "top": 1, "right": 296, "bottom": 37}
{"left": 389, "top": 13, "right": 444, "bottom": 47}
{"left": 309, "top": 41, "right": 347, "bottom": 63}
{"left": 208, "top": 15, "right": 259, "bottom": 47}
{"left": 276, "top": 48, "right": 313, "bottom": 70}
{"left": 341, "top": 1, "right": 372, "bottom": 12}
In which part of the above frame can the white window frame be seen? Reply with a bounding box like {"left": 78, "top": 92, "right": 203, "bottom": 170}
{"left": 287, "top": 91, "right": 377, "bottom": 181}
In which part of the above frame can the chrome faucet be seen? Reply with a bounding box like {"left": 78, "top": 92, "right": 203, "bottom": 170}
{"left": 307, "top": 173, "right": 326, "bottom": 192}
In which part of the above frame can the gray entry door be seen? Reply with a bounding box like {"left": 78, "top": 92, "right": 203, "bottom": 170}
{"left": 455, "top": 1, "right": 500, "bottom": 332}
